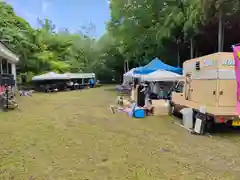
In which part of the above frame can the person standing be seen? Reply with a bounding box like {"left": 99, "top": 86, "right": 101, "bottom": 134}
{"left": 89, "top": 78, "right": 95, "bottom": 88}
{"left": 74, "top": 81, "right": 79, "bottom": 90}
{"left": 141, "top": 82, "right": 151, "bottom": 106}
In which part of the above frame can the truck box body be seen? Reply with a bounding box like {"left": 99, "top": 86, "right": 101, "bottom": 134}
{"left": 172, "top": 52, "right": 237, "bottom": 122}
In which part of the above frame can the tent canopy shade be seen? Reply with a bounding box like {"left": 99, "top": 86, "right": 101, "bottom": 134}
{"left": 123, "top": 68, "right": 135, "bottom": 77}
{"left": 141, "top": 70, "right": 183, "bottom": 82}
{"left": 123, "top": 67, "right": 143, "bottom": 82}
{"left": 64, "top": 73, "right": 95, "bottom": 79}
{"left": 134, "top": 57, "right": 182, "bottom": 75}
{"left": 124, "top": 67, "right": 143, "bottom": 77}
{"left": 32, "top": 72, "right": 70, "bottom": 81}
{"left": 32, "top": 72, "right": 96, "bottom": 81}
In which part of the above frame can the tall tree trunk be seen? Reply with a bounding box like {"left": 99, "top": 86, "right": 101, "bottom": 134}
{"left": 124, "top": 60, "right": 126, "bottom": 73}
{"left": 195, "top": 45, "right": 198, "bottom": 57}
{"left": 218, "top": 8, "right": 223, "bottom": 52}
{"left": 0, "top": 59, "right": 2, "bottom": 73}
{"left": 177, "top": 45, "right": 180, "bottom": 67}
{"left": 190, "top": 37, "right": 194, "bottom": 59}
{"left": 221, "top": 21, "right": 224, "bottom": 51}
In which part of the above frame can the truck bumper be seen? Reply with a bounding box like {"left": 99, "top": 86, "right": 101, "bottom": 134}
{"left": 215, "top": 115, "right": 240, "bottom": 126}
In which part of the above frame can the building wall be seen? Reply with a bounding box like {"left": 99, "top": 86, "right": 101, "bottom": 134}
{"left": 11, "top": 63, "right": 16, "bottom": 81}
{"left": 0, "top": 42, "right": 19, "bottom": 94}
{"left": 0, "top": 57, "right": 17, "bottom": 93}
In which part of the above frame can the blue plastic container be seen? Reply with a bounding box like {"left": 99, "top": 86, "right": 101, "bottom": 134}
{"left": 134, "top": 109, "right": 145, "bottom": 118}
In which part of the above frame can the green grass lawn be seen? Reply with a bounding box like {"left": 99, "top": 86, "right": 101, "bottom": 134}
{"left": 0, "top": 86, "right": 240, "bottom": 180}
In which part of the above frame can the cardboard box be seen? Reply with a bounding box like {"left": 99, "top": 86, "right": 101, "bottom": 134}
{"left": 152, "top": 100, "right": 169, "bottom": 116}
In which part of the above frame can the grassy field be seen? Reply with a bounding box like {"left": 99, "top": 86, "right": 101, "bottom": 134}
{"left": 0, "top": 86, "right": 240, "bottom": 180}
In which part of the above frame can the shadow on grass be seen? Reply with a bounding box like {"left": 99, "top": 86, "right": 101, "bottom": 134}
{"left": 213, "top": 124, "right": 240, "bottom": 135}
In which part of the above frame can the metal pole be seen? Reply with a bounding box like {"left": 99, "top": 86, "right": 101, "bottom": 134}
{"left": 5, "top": 84, "right": 8, "bottom": 109}
{"left": 0, "top": 58, "right": 2, "bottom": 74}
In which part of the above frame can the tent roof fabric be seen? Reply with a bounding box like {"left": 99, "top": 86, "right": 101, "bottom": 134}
{"left": 123, "top": 67, "right": 142, "bottom": 77}
{"left": 32, "top": 72, "right": 96, "bottom": 81}
{"left": 32, "top": 72, "right": 70, "bottom": 81}
{"left": 123, "top": 68, "right": 135, "bottom": 77}
{"left": 134, "top": 58, "right": 182, "bottom": 75}
{"left": 141, "top": 70, "right": 183, "bottom": 82}
{"left": 123, "top": 68, "right": 142, "bottom": 82}
{"left": 65, "top": 73, "right": 95, "bottom": 79}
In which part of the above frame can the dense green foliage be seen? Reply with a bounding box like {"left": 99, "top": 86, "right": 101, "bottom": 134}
{"left": 0, "top": 1, "right": 240, "bottom": 82}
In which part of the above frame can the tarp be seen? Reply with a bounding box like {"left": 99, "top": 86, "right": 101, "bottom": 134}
{"left": 141, "top": 70, "right": 183, "bottom": 82}
{"left": 32, "top": 72, "right": 70, "bottom": 81}
{"left": 134, "top": 57, "right": 182, "bottom": 75}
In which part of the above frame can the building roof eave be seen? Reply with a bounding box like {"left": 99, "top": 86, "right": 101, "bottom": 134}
{"left": 0, "top": 42, "right": 19, "bottom": 63}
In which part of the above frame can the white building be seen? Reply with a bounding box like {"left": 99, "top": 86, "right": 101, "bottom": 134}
{"left": 0, "top": 42, "right": 19, "bottom": 92}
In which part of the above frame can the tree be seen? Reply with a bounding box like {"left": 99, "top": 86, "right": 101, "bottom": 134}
{"left": 1, "top": 0, "right": 240, "bottom": 84}
{"left": 201, "top": 0, "right": 240, "bottom": 52}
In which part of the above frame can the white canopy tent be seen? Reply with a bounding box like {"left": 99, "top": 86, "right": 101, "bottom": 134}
{"left": 123, "top": 68, "right": 135, "bottom": 82}
{"left": 123, "top": 68, "right": 141, "bottom": 82}
{"left": 141, "top": 70, "right": 183, "bottom": 82}
{"left": 32, "top": 72, "right": 70, "bottom": 81}
{"left": 64, "top": 73, "right": 95, "bottom": 79}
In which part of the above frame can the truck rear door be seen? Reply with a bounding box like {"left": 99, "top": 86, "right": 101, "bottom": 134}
{"left": 218, "top": 80, "right": 236, "bottom": 107}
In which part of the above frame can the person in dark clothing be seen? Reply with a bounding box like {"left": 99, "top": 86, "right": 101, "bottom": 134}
{"left": 141, "top": 82, "right": 151, "bottom": 106}
{"left": 137, "top": 83, "right": 145, "bottom": 107}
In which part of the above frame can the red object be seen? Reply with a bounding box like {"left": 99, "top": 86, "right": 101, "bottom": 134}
{"left": 219, "top": 117, "right": 225, "bottom": 123}
{"left": 0, "top": 85, "right": 6, "bottom": 93}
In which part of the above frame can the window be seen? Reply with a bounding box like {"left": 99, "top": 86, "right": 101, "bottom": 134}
{"left": 175, "top": 81, "right": 184, "bottom": 93}
{"left": 1, "top": 59, "right": 7, "bottom": 73}
{"left": 195, "top": 61, "right": 200, "bottom": 70}
{"left": 84, "top": 78, "right": 90, "bottom": 84}
{"left": 7, "top": 63, "right": 12, "bottom": 74}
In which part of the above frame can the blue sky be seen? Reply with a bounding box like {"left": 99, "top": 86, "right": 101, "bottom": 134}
{"left": 5, "top": 0, "right": 111, "bottom": 37}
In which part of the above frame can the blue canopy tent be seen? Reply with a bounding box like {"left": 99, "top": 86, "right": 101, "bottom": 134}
{"left": 134, "top": 58, "right": 182, "bottom": 75}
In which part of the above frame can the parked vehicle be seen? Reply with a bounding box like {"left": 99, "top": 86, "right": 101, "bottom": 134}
{"left": 169, "top": 52, "right": 238, "bottom": 132}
